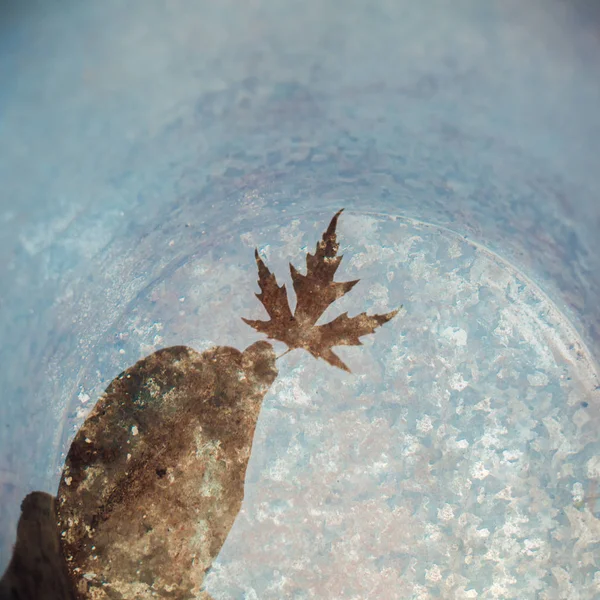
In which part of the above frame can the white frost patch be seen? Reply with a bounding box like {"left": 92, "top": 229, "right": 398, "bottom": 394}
{"left": 527, "top": 372, "right": 549, "bottom": 387}
{"left": 448, "top": 240, "right": 463, "bottom": 259}
{"left": 586, "top": 456, "right": 600, "bottom": 478}
{"left": 270, "top": 376, "right": 312, "bottom": 408}
{"left": 502, "top": 450, "right": 522, "bottom": 463}
{"left": 401, "top": 434, "right": 421, "bottom": 457}
{"left": 522, "top": 538, "right": 544, "bottom": 557}
{"left": 471, "top": 462, "right": 490, "bottom": 480}
{"left": 347, "top": 243, "right": 398, "bottom": 270}
{"left": 371, "top": 454, "right": 389, "bottom": 475}
{"left": 450, "top": 373, "right": 469, "bottom": 391}
{"left": 442, "top": 327, "right": 468, "bottom": 347}
{"left": 437, "top": 504, "right": 455, "bottom": 522}
{"left": 368, "top": 282, "right": 390, "bottom": 311}
{"left": 495, "top": 487, "right": 513, "bottom": 502}
{"left": 240, "top": 232, "right": 257, "bottom": 247}
{"left": 416, "top": 414, "right": 434, "bottom": 434}
{"left": 474, "top": 397, "right": 492, "bottom": 412}
{"left": 278, "top": 219, "right": 302, "bottom": 242}
{"left": 425, "top": 564, "right": 443, "bottom": 583}
{"left": 571, "top": 482, "right": 585, "bottom": 505}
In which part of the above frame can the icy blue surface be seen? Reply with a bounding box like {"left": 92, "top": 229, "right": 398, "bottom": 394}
{"left": 1, "top": 0, "right": 599, "bottom": 587}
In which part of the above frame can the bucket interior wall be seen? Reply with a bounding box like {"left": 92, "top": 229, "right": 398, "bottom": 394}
{"left": 1, "top": 0, "right": 599, "bottom": 592}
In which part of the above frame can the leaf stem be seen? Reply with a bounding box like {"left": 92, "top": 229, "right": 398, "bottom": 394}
{"left": 276, "top": 348, "right": 293, "bottom": 361}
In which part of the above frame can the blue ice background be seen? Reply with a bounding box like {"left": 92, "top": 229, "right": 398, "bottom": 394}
{"left": 0, "top": 0, "right": 599, "bottom": 573}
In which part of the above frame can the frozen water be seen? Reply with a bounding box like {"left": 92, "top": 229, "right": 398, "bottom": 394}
{"left": 166, "top": 211, "right": 600, "bottom": 600}
{"left": 2, "top": 209, "right": 599, "bottom": 596}
{"left": 2, "top": 1, "right": 600, "bottom": 593}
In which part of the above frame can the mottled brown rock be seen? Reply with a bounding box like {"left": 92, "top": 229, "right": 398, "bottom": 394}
{"left": 0, "top": 492, "right": 77, "bottom": 600}
{"left": 57, "top": 341, "right": 277, "bottom": 599}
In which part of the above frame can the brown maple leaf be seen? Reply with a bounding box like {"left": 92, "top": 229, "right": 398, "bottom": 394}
{"left": 242, "top": 209, "right": 400, "bottom": 372}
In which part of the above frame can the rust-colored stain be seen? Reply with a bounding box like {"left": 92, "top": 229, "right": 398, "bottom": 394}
{"left": 1, "top": 210, "right": 399, "bottom": 599}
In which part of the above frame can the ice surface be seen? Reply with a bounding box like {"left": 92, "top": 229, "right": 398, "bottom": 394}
{"left": 2, "top": 208, "right": 599, "bottom": 596}
{"left": 170, "top": 212, "right": 600, "bottom": 599}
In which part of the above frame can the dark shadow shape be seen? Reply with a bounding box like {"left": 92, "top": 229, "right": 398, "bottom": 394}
{"left": 0, "top": 492, "right": 77, "bottom": 600}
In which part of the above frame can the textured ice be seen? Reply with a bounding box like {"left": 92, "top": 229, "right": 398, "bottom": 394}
{"left": 2, "top": 0, "right": 600, "bottom": 590}
{"left": 137, "top": 211, "right": 600, "bottom": 600}
{"left": 2, "top": 204, "right": 600, "bottom": 595}
{"left": 5, "top": 206, "right": 598, "bottom": 593}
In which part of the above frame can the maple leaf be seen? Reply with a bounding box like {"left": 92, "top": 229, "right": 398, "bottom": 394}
{"left": 242, "top": 209, "right": 400, "bottom": 372}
